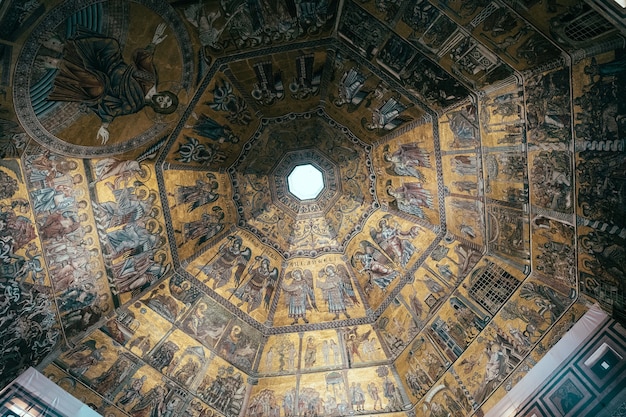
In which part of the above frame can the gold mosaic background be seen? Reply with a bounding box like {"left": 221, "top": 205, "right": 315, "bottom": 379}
{"left": 1, "top": 0, "right": 624, "bottom": 416}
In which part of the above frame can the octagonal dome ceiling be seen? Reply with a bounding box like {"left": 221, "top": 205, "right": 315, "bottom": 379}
{"left": 165, "top": 102, "right": 441, "bottom": 329}
{"left": 158, "top": 40, "right": 445, "bottom": 332}
{"left": 3, "top": 0, "right": 625, "bottom": 416}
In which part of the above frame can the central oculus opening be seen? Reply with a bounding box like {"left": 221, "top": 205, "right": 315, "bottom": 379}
{"left": 287, "top": 164, "right": 324, "bottom": 200}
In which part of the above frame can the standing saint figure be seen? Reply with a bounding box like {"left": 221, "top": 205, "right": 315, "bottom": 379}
{"left": 303, "top": 337, "right": 317, "bottom": 368}
{"left": 282, "top": 268, "right": 317, "bottom": 324}
{"left": 44, "top": 23, "right": 179, "bottom": 144}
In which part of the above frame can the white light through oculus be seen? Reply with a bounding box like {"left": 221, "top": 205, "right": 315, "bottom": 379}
{"left": 288, "top": 164, "right": 324, "bottom": 200}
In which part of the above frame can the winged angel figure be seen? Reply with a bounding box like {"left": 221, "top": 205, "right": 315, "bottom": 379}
{"left": 383, "top": 142, "right": 431, "bottom": 182}
{"left": 232, "top": 256, "right": 278, "bottom": 313}
{"left": 282, "top": 268, "right": 317, "bottom": 324}
{"left": 352, "top": 240, "right": 398, "bottom": 294}
{"left": 365, "top": 97, "right": 412, "bottom": 131}
{"left": 335, "top": 67, "right": 370, "bottom": 111}
{"left": 370, "top": 216, "right": 419, "bottom": 267}
{"left": 317, "top": 264, "right": 359, "bottom": 320}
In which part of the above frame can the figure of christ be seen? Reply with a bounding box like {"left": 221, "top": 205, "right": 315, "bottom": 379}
{"left": 43, "top": 24, "right": 178, "bottom": 144}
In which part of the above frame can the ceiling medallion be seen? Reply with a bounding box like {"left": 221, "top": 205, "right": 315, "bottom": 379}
{"left": 14, "top": 0, "right": 194, "bottom": 157}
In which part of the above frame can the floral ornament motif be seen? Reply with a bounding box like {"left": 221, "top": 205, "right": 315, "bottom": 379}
{"left": 175, "top": 136, "right": 226, "bottom": 165}
{"left": 206, "top": 80, "right": 252, "bottom": 126}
